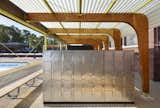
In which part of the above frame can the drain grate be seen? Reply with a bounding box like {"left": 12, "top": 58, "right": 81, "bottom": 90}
{"left": 44, "top": 102, "right": 136, "bottom": 108}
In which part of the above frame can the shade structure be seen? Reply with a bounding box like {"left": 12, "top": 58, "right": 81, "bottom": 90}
{"left": 9, "top": 0, "right": 160, "bottom": 31}
{"left": 0, "top": 0, "right": 156, "bottom": 93}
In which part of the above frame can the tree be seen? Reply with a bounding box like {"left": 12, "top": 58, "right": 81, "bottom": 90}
{"left": 0, "top": 33, "right": 10, "bottom": 42}
{"left": 10, "top": 26, "right": 24, "bottom": 43}
{"left": 0, "top": 24, "right": 44, "bottom": 52}
{"left": 0, "top": 25, "right": 10, "bottom": 42}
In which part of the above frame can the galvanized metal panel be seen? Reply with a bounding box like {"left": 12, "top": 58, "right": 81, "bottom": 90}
{"left": 123, "top": 51, "right": 135, "bottom": 101}
{"left": 114, "top": 51, "right": 124, "bottom": 100}
{"left": 43, "top": 50, "right": 134, "bottom": 102}
{"left": 104, "top": 51, "right": 114, "bottom": 101}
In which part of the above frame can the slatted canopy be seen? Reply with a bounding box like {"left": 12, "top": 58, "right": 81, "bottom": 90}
{"left": 1, "top": 0, "right": 159, "bottom": 94}
{"left": 8, "top": 0, "right": 160, "bottom": 36}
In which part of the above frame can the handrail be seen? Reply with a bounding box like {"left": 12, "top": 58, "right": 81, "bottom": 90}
{"left": 0, "top": 42, "right": 19, "bottom": 58}
{"left": 25, "top": 39, "right": 43, "bottom": 57}
{"left": 0, "top": 69, "right": 43, "bottom": 98}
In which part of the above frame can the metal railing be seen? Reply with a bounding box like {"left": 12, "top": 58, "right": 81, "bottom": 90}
{"left": 0, "top": 61, "right": 43, "bottom": 99}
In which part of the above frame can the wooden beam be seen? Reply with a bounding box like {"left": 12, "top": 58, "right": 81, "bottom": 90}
{"left": 57, "top": 35, "right": 108, "bottom": 41}
{"left": 0, "top": 0, "right": 25, "bottom": 19}
{"left": 64, "top": 39, "right": 102, "bottom": 44}
{"left": 29, "top": 22, "right": 48, "bottom": 32}
{"left": 0, "top": 0, "right": 47, "bottom": 34}
{"left": 57, "top": 35, "right": 109, "bottom": 50}
{"left": 27, "top": 13, "right": 135, "bottom": 22}
{"left": 63, "top": 39, "right": 104, "bottom": 50}
{"left": 49, "top": 28, "right": 121, "bottom": 50}
{"left": 48, "top": 28, "right": 114, "bottom": 34}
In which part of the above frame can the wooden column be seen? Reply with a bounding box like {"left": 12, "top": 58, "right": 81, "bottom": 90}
{"left": 43, "top": 36, "right": 47, "bottom": 51}
{"left": 113, "top": 29, "right": 122, "bottom": 50}
{"left": 133, "top": 15, "right": 149, "bottom": 93}
{"left": 104, "top": 37, "right": 109, "bottom": 50}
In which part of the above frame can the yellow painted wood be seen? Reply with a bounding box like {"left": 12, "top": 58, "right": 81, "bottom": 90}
{"left": 43, "top": 36, "right": 48, "bottom": 51}
{"left": 0, "top": 8, "right": 47, "bottom": 35}
{"left": 134, "top": 0, "right": 153, "bottom": 12}
{"left": 105, "top": 0, "right": 117, "bottom": 13}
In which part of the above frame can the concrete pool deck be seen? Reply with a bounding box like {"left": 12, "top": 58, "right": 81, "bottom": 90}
{"left": 0, "top": 57, "right": 160, "bottom": 108}
{"left": 0, "top": 57, "right": 42, "bottom": 63}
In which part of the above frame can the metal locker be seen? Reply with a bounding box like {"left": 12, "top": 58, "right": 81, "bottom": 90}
{"left": 43, "top": 50, "right": 134, "bottom": 102}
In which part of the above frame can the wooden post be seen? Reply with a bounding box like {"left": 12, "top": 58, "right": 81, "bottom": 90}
{"left": 113, "top": 29, "right": 122, "bottom": 50}
{"left": 43, "top": 36, "right": 47, "bottom": 51}
{"left": 133, "top": 15, "right": 149, "bottom": 93}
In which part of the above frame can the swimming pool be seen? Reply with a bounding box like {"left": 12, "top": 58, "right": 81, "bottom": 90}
{"left": 0, "top": 62, "right": 27, "bottom": 72}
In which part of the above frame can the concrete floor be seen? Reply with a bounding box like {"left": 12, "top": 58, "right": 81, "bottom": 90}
{"left": 134, "top": 81, "right": 160, "bottom": 108}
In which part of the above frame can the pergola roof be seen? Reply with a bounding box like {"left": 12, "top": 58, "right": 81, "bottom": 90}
{"left": 9, "top": 0, "right": 154, "bottom": 13}
{"left": 0, "top": 0, "right": 158, "bottom": 43}
{"left": 7, "top": 0, "right": 160, "bottom": 38}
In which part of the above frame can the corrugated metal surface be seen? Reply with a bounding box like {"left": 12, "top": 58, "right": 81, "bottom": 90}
{"left": 43, "top": 51, "right": 134, "bottom": 102}
{"left": 62, "top": 22, "right": 79, "bottom": 28}
{"left": 10, "top": 0, "right": 160, "bottom": 34}
{"left": 82, "top": 0, "right": 113, "bottom": 13}
{"left": 10, "top": 0, "right": 50, "bottom": 13}
{"left": 40, "top": 22, "right": 62, "bottom": 28}
{"left": 110, "top": 0, "right": 147, "bottom": 13}
{"left": 48, "top": 0, "right": 79, "bottom": 13}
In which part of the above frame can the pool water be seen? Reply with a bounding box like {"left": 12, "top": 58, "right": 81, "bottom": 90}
{"left": 0, "top": 62, "right": 27, "bottom": 72}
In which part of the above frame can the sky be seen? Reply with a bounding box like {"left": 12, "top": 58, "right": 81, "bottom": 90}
{"left": 0, "top": 15, "right": 42, "bottom": 37}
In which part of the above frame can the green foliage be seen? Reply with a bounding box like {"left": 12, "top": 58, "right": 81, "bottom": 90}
{"left": 0, "top": 25, "right": 11, "bottom": 42}
{"left": 0, "top": 33, "right": 10, "bottom": 42}
{"left": 47, "top": 38, "right": 59, "bottom": 45}
{"left": 0, "top": 24, "right": 44, "bottom": 52}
